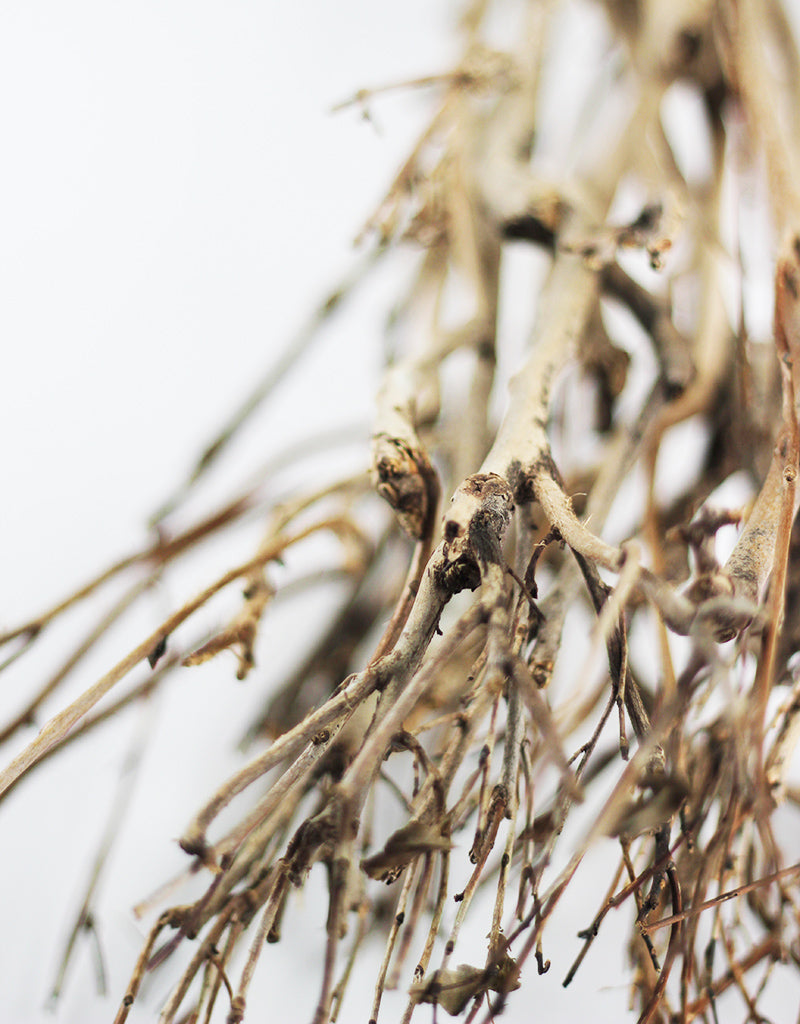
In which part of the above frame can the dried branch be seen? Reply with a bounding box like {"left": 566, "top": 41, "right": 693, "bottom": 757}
{"left": 9, "top": 3, "right": 800, "bottom": 1023}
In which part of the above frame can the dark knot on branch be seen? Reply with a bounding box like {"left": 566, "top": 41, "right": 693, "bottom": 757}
{"left": 435, "top": 474, "right": 514, "bottom": 595}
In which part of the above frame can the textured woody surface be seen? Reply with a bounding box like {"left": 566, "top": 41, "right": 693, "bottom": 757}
{"left": 4, "top": 2, "right": 800, "bottom": 1023}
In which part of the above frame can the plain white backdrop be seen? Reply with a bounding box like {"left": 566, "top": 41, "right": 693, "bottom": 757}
{"left": 3, "top": 3, "right": 800, "bottom": 1023}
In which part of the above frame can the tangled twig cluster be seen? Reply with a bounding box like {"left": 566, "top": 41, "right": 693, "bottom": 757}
{"left": 5, "top": 0, "right": 800, "bottom": 1021}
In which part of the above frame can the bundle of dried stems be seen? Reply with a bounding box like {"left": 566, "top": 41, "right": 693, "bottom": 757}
{"left": 5, "top": 0, "right": 800, "bottom": 1021}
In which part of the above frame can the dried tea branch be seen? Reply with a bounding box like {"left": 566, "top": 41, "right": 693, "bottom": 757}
{"left": 9, "top": 2, "right": 800, "bottom": 1023}
{"left": 641, "top": 861, "right": 800, "bottom": 935}
{"left": 0, "top": 516, "right": 358, "bottom": 799}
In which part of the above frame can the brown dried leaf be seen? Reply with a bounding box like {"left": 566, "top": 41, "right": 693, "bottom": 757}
{"left": 361, "top": 819, "right": 452, "bottom": 883}
{"left": 409, "top": 956, "right": 521, "bottom": 1015}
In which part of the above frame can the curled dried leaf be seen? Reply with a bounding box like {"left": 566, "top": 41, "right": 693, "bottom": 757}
{"left": 361, "top": 819, "right": 452, "bottom": 883}
{"left": 183, "top": 578, "right": 273, "bottom": 680}
{"left": 409, "top": 956, "right": 521, "bottom": 1015}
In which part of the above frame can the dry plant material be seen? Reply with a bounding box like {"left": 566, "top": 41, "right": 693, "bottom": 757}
{"left": 6, "top": 1, "right": 800, "bottom": 1022}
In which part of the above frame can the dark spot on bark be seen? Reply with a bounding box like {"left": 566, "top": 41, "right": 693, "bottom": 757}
{"left": 179, "top": 836, "right": 208, "bottom": 860}
{"left": 376, "top": 456, "right": 394, "bottom": 482}
{"left": 502, "top": 215, "right": 556, "bottom": 248}
{"left": 784, "top": 265, "right": 799, "bottom": 300}
{"left": 532, "top": 661, "right": 552, "bottom": 687}
{"left": 148, "top": 635, "right": 168, "bottom": 669}
{"left": 476, "top": 336, "right": 496, "bottom": 361}
{"left": 508, "top": 460, "right": 536, "bottom": 504}
{"left": 532, "top": 451, "right": 563, "bottom": 485}
{"left": 434, "top": 557, "right": 481, "bottom": 595}
{"left": 489, "top": 783, "right": 508, "bottom": 810}
{"left": 444, "top": 520, "right": 461, "bottom": 543}
{"left": 677, "top": 30, "right": 702, "bottom": 64}
{"left": 322, "top": 289, "right": 344, "bottom": 314}
{"left": 469, "top": 512, "right": 503, "bottom": 565}
{"left": 631, "top": 202, "right": 663, "bottom": 233}
{"left": 732, "top": 562, "right": 759, "bottom": 591}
